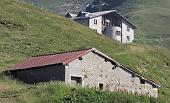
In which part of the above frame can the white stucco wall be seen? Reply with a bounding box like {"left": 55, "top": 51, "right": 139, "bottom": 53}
{"left": 112, "top": 26, "right": 122, "bottom": 42}
{"left": 103, "top": 26, "right": 121, "bottom": 42}
{"left": 89, "top": 17, "right": 102, "bottom": 34}
{"left": 121, "top": 20, "right": 135, "bottom": 43}
{"left": 65, "top": 52, "right": 158, "bottom": 97}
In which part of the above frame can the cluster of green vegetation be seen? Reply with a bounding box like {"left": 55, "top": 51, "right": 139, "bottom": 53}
{"left": 0, "top": 0, "right": 170, "bottom": 102}
{"left": 21, "top": 0, "right": 63, "bottom": 10}
{"left": 0, "top": 76, "right": 163, "bottom": 103}
{"left": 106, "top": 0, "right": 170, "bottom": 48}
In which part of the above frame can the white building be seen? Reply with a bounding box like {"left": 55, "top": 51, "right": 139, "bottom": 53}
{"left": 65, "top": 10, "right": 137, "bottom": 43}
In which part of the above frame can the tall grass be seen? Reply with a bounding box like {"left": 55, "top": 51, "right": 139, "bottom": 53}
{"left": 20, "top": 82, "right": 161, "bottom": 103}
{"left": 0, "top": 0, "right": 169, "bottom": 102}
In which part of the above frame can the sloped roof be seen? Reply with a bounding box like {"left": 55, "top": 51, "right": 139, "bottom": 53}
{"left": 65, "top": 13, "right": 77, "bottom": 19}
{"left": 87, "top": 10, "right": 116, "bottom": 18}
{"left": 8, "top": 48, "right": 92, "bottom": 71}
{"left": 74, "top": 10, "right": 137, "bottom": 29}
{"left": 6, "top": 48, "right": 160, "bottom": 87}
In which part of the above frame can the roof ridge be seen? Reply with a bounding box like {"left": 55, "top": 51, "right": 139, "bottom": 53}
{"left": 33, "top": 48, "right": 93, "bottom": 57}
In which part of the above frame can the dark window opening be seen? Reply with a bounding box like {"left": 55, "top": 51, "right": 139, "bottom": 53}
{"left": 127, "top": 36, "right": 130, "bottom": 41}
{"left": 99, "top": 83, "right": 104, "bottom": 90}
{"left": 102, "top": 20, "right": 105, "bottom": 25}
{"left": 105, "top": 59, "right": 108, "bottom": 62}
{"left": 79, "top": 57, "right": 83, "bottom": 60}
{"left": 116, "top": 31, "right": 121, "bottom": 36}
{"left": 94, "top": 19, "right": 97, "bottom": 24}
{"left": 152, "top": 84, "right": 157, "bottom": 88}
{"left": 108, "top": 23, "right": 111, "bottom": 27}
{"left": 112, "top": 65, "right": 118, "bottom": 70}
{"left": 140, "top": 79, "right": 145, "bottom": 84}
{"left": 106, "top": 22, "right": 111, "bottom": 27}
{"left": 71, "top": 76, "right": 82, "bottom": 86}
{"left": 131, "top": 73, "right": 136, "bottom": 78}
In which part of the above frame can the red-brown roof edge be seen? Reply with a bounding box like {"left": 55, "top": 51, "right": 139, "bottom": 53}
{"left": 5, "top": 48, "right": 94, "bottom": 71}
{"left": 63, "top": 49, "right": 93, "bottom": 65}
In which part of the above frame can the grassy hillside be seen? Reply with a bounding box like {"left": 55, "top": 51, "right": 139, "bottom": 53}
{"left": 0, "top": 0, "right": 170, "bottom": 102}
{"left": 22, "top": 0, "right": 170, "bottom": 48}
{"left": 121, "top": 0, "right": 170, "bottom": 49}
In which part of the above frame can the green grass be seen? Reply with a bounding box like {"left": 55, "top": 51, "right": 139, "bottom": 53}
{"left": 21, "top": 0, "right": 170, "bottom": 48}
{"left": 119, "top": 0, "right": 170, "bottom": 48}
{"left": 0, "top": 0, "right": 170, "bottom": 102}
{"left": 0, "top": 77, "right": 163, "bottom": 103}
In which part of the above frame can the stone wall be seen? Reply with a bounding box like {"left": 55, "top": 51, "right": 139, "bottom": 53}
{"left": 65, "top": 52, "right": 158, "bottom": 97}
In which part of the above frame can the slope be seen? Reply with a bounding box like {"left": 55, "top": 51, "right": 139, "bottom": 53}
{"left": 22, "top": 0, "right": 170, "bottom": 48}
{"left": 129, "top": 0, "right": 170, "bottom": 48}
{"left": 0, "top": 0, "right": 170, "bottom": 102}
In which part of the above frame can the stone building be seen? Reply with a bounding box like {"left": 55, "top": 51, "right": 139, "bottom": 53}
{"left": 65, "top": 10, "right": 137, "bottom": 43}
{"left": 5, "top": 48, "right": 160, "bottom": 97}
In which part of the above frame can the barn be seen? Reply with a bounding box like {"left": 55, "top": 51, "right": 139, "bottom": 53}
{"left": 5, "top": 48, "right": 160, "bottom": 97}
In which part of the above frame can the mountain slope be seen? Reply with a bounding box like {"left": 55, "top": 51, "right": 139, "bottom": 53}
{"left": 115, "top": 0, "right": 170, "bottom": 48}
{"left": 0, "top": 0, "right": 170, "bottom": 102}
{"left": 22, "top": 0, "right": 170, "bottom": 48}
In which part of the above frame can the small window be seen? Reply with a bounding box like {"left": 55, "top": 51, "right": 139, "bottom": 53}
{"left": 112, "top": 65, "right": 117, "bottom": 70}
{"left": 71, "top": 76, "right": 82, "bottom": 86}
{"left": 94, "top": 19, "right": 97, "bottom": 24}
{"left": 105, "top": 59, "right": 108, "bottom": 62}
{"left": 99, "top": 83, "right": 104, "bottom": 90}
{"left": 127, "top": 26, "right": 130, "bottom": 31}
{"left": 152, "top": 84, "right": 157, "bottom": 88}
{"left": 105, "top": 22, "right": 108, "bottom": 26}
{"left": 102, "top": 20, "right": 105, "bottom": 25}
{"left": 116, "top": 31, "right": 121, "bottom": 36}
{"left": 127, "top": 36, "right": 130, "bottom": 41}
{"left": 106, "top": 22, "right": 111, "bottom": 27}
{"left": 108, "top": 23, "right": 111, "bottom": 27}
{"left": 140, "top": 79, "right": 145, "bottom": 84}
{"left": 131, "top": 73, "right": 136, "bottom": 78}
{"left": 79, "top": 57, "right": 83, "bottom": 60}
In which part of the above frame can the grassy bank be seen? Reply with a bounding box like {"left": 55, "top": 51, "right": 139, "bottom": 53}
{"left": 0, "top": 0, "right": 170, "bottom": 102}
{"left": 0, "top": 75, "right": 162, "bottom": 103}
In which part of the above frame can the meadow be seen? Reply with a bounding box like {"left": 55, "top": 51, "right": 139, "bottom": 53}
{"left": 0, "top": 0, "right": 170, "bottom": 102}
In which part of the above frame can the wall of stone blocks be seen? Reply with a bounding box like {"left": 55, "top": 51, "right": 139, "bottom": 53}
{"left": 65, "top": 52, "right": 158, "bottom": 97}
